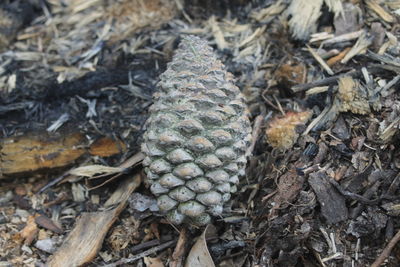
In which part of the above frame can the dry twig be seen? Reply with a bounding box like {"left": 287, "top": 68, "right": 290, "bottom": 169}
{"left": 370, "top": 229, "right": 400, "bottom": 267}
{"left": 103, "top": 240, "right": 177, "bottom": 267}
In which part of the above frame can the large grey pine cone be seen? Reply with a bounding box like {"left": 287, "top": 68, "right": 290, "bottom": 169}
{"left": 142, "top": 35, "right": 252, "bottom": 225}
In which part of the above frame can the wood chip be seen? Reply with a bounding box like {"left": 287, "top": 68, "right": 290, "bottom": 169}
{"left": 326, "top": 47, "right": 351, "bottom": 66}
{"left": 47, "top": 174, "right": 141, "bottom": 267}
{"left": 341, "top": 32, "right": 373, "bottom": 64}
{"left": 89, "top": 137, "right": 127, "bottom": 157}
{"left": 0, "top": 132, "right": 86, "bottom": 178}
{"left": 309, "top": 172, "right": 348, "bottom": 224}
{"left": 209, "top": 16, "right": 228, "bottom": 50}
{"left": 307, "top": 45, "right": 334, "bottom": 75}
{"left": 365, "top": 0, "right": 395, "bottom": 23}
{"left": 321, "top": 30, "right": 364, "bottom": 46}
{"left": 324, "top": 0, "right": 344, "bottom": 18}
{"left": 288, "top": 0, "right": 323, "bottom": 40}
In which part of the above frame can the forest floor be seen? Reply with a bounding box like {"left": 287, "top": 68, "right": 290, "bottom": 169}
{"left": 1, "top": 0, "right": 400, "bottom": 266}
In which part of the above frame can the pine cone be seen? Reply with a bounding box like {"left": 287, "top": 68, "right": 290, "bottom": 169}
{"left": 142, "top": 35, "right": 251, "bottom": 225}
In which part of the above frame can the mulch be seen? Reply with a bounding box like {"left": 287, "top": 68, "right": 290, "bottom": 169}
{"left": 1, "top": 0, "right": 400, "bottom": 266}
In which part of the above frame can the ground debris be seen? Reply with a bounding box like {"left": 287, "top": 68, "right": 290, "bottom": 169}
{"left": 1, "top": 0, "right": 400, "bottom": 266}
{"left": 47, "top": 175, "right": 140, "bottom": 267}
{"left": 265, "top": 111, "right": 312, "bottom": 150}
{"left": 309, "top": 171, "right": 348, "bottom": 224}
{"left": 336, "top": 76, "right": 371, "bottom": 114}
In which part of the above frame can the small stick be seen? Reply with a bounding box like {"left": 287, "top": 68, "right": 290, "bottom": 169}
{"left": 321, "top": 30, "right": 364, "bottom": 46}
{"left": 273, "top": 94, "right": 285, "bottom": 116}
{"left": 103, "top": 240, "right": 177, "bottom": 267}
{"left": 370, "top": 229, "right": 400, "bottom": 267}
{"left": 327, "top": 47, "right": 351, "bottom": 66}
{"left": 246, "top": 114, "right": 264, "bottom": 157}
{"left": 170, "top": 227, "right": 188, "bottom": 267}
{"left": 291, "top": 72, "right": 357, "bottom": 93}
{"left": 292, "top": 64, "right": 400, "bottom": 93}
{"left": 261, "top": 91, "right": 281, "bottom": 111}
{"left": 307, "top": 45, "right": 334, "bottom": 75}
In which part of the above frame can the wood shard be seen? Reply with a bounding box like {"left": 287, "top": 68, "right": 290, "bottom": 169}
{"left": 0, "top": 132, "right": 86, "bottom": 178}
{"left": 47, "top": 174, "right": 141, "bottom": 267}
{"left": 307, "top": 45, "right": 334, "bottom": 75}
{"left": 341, "top": 31, "right": 373, "bottom": 64}
{"left": 288, "top": 0, "right": 323, "bottom": 40}
{"left": 365, "top": 0, "right": 395, "bottom": 23}
{"left": 1, "top": 133, "right": 127, "bottom": 178}
{"left": 88, "top": 137, "right": 127, "bottom": 157}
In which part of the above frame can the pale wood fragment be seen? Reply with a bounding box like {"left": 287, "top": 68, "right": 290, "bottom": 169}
{"left": 47, "top": 174, "right": 141, "bottom": 267}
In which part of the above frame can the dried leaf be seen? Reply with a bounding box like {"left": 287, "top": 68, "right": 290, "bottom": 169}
{"left": 171, "top": 228, "right": 188, "bottom": 267}
{"left": 19, "top": 215, "right": 39, "bottom": 245}
{"left": 268, "top": 169, "right": 305, "bottom": 219}
{"left": 184, "top": 225, "right": 216, "bottom": 267}
{"left": 35, "top": 214, "right": 63, "bottom": 234}
{"left": 69, "top": 165, "right": 124, "bottom": 177}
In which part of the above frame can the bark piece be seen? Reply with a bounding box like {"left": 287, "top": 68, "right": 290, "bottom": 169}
{"left": 309, "top": 172, "right": 348, "bottom": 224}
{"left": 1, "top": 132, "right": 127, "bottom": 178}
{"left": 88, "top": 137, "right": 127, "bottom": 157}
{"left": 0, "top": 132, "right": 86, "bottom": 178}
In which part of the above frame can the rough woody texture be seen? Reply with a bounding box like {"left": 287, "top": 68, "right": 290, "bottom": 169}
{"left": 142, "top": 35, "right": 251, "bottom": 225}
{"left": 0, "top": 2, "right": 34, "bottom": 51}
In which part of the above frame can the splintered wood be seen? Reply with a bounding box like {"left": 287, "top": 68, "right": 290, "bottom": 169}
{"left": 288, "top": 0, "right": 323, "bottom": 40}
{"left": 0, "top": 133, "right": 86, "bottom": 178}
{"left": 47, "top": 175, "right": 141, "bottom": 267}
{"left": 0, "top": 133, "right": 126, "bottom": 178}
